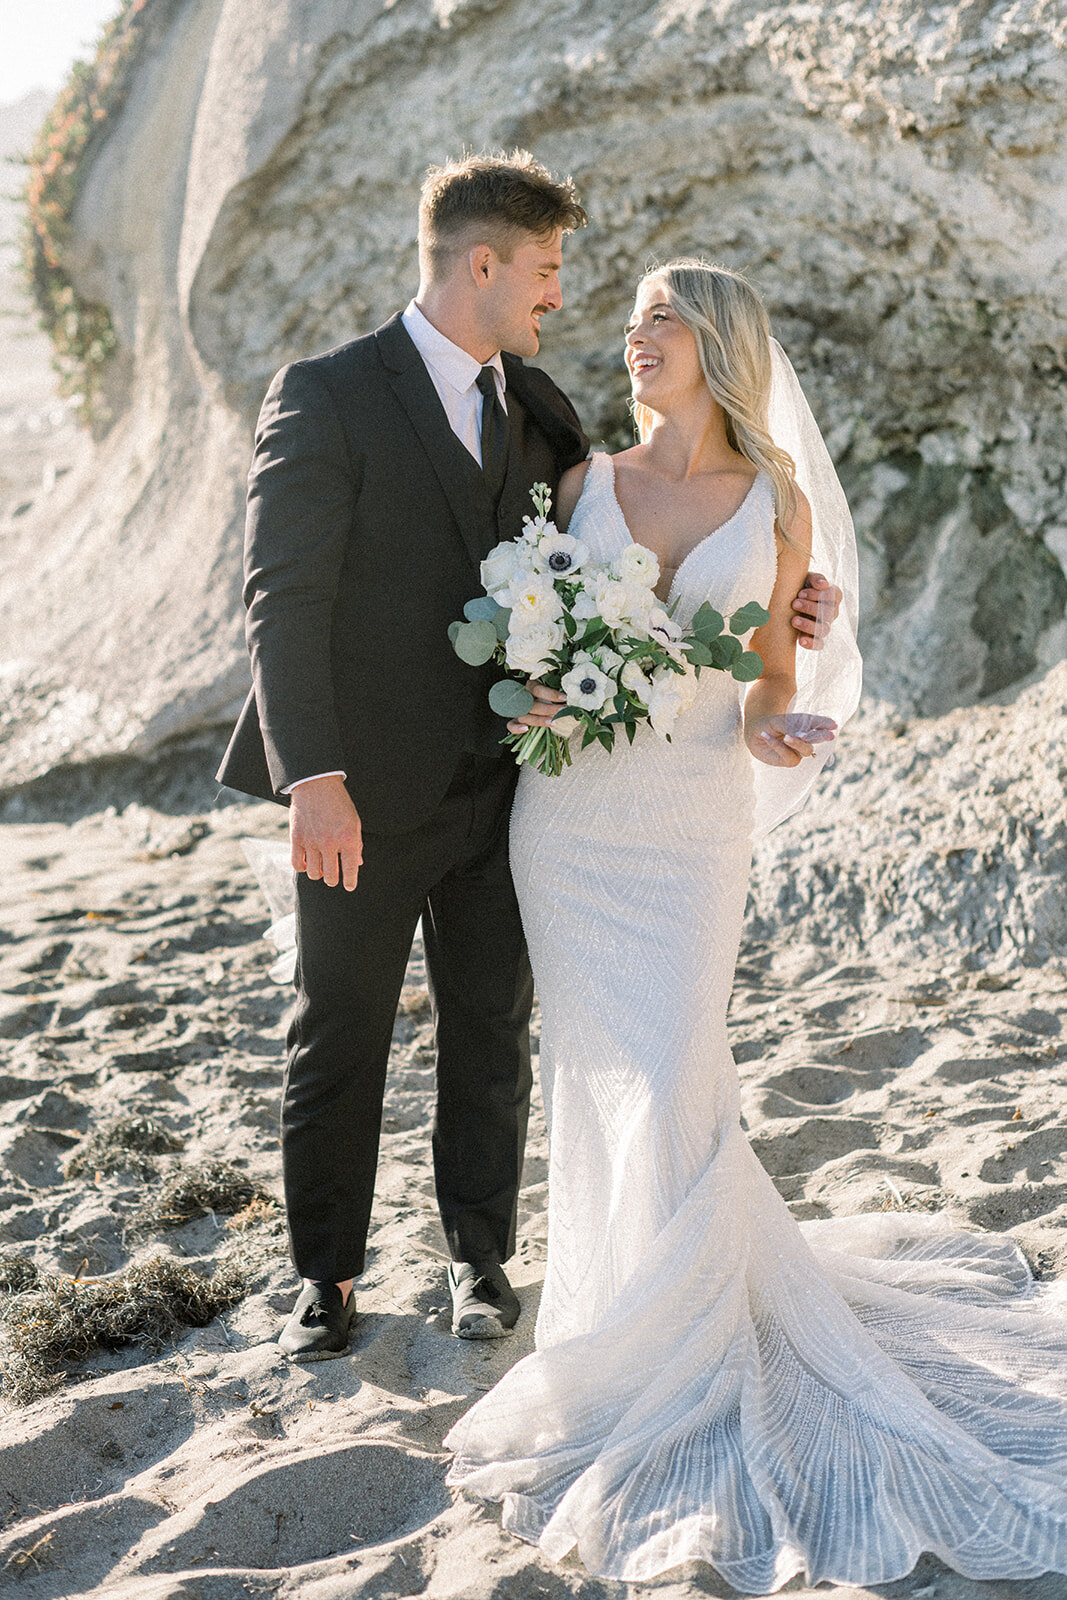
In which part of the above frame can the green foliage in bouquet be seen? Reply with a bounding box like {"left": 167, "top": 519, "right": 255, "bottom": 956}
{"left": 450, "top": 482, "right": 771, "bottom": 776}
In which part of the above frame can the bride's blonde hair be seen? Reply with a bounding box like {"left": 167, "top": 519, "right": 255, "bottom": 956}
{"left": 631, "top": 259, "right": 798, "bottom": 528}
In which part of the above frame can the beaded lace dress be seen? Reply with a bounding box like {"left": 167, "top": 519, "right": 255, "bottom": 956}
{"left": 444, "top": 452, "right": 1067, "bottom": 1591}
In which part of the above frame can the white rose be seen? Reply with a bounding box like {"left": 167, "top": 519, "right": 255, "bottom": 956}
{"left": 560, "top": 657, "right": 613, "bottom": 712}
{"left": 621, "top": 660, "right": 654, "bottom": 702}
{"left": 646, "top": 664, "right": 697, "bottom": 737}
{"left": 570, "top": 587, "right": 601, "bottom": 622}
{"left": 594, "top": 576, "right": 650, "bottom": 630}
{"left": 532, "top": 528, "right": 590, "bottom": 578}
{"left": 506, "top": 572, "right": 564, "bottom": 629}
{"left": 481, "top": 540, "right": 526, "bottom": 599}
{"left": 617, "top": 543, "right": 661, "bottom": 589}
{"left": 505, "top": 619, "right": 564, "bottom": 675}
{"left": 623, "top": 586, "right": 656, "bottom": 633}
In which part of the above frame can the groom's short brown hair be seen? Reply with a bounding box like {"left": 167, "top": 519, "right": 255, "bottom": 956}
{"left": 419, "top": 151, "right": 587, "bottom": 280}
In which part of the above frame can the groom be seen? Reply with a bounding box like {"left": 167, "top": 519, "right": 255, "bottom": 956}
{"left": 219, "top": 151, "right": 841, "bottom": 1360}
{"left": 218, "top": 153, "right": 590, "bottom": 1357}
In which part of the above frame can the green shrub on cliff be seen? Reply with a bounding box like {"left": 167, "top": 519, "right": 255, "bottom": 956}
{"left": 20, "top": 0, "right": 159, "bottom": 422}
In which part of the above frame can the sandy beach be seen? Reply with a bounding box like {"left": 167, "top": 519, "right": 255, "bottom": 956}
{"left": 0, "top": 763, "right": 1063, "bottom": 1600}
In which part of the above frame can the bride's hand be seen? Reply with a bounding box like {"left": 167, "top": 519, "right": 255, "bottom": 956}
{"left": 507, "top": 679, "right": 567, "bottom": 734}
{"left": 745, "top": 712, "right": 837, "bottom": 766}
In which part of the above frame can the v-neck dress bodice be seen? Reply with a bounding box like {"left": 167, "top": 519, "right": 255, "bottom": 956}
{"left": 514, "top": 449, "right": 779, "bottom": 840}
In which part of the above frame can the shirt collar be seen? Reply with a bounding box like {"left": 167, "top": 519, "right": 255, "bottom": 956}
{"left": 402, "top": 300, "right": 506, "bottom": 396}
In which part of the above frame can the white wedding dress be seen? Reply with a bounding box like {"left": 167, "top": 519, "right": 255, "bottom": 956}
{"left": 444, "top": 451, "right": 1067, "bottom": 1591}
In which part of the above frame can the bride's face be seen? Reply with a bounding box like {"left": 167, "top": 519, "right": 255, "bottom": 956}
{"left": 625, "top": 280, "right": 704, "bottom": 412}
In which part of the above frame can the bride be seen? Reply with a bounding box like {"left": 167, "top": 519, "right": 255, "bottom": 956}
{"left": 444, "top": 261, "right": 1067, "bottom": 1590}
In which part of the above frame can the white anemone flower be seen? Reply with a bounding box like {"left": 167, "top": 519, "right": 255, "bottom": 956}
{"left": 505, "top": 619, "right": 565, "bottom": 675}
{"left": 532, "top": 528, "right": 589, "bottom": 578}
{"left": 481, "top": 540, "right": 528, "bottom": 600}
{"left": 506, "top": 572, "right": 564, "bottom": 629}
{"left": 647, "top": 605, "right": 687, "bottom": 660}
{"left": 560, "top": 654, "right": 613, "bottom": 713}
{"left": 617, "top": 543, "right": 661, "bottom": 588}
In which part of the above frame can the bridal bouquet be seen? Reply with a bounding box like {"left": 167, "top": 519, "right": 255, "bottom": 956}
{"left": 449, "top": 483, "right": 770, "bottom": 776}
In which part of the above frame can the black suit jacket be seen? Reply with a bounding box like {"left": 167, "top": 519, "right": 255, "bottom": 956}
{"left": 216, "top": 313, "right": 588, "bottom": 833}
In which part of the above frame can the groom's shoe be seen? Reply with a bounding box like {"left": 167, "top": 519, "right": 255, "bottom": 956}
{"left": 448, "top": 1261, "right": 520, "bottom": 1340}
{"left": 278, "top": 1279, "right": 357, "bottom": 1362}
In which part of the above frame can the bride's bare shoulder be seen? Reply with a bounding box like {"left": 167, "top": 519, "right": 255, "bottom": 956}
{"left": 602, "top": 444, "right": 652, "bottom": 489}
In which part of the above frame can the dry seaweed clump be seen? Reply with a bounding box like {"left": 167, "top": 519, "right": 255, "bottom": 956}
{"left": 0, "top": 1257, "right": 39, "bottom": 1295}
{"left": 0, "top": 1256, "right": 247, "bottom": 1405}
{"left": 65, "top": 1113, "right": 185, "bottom": 1179}
{"left": 127, "top": 1161, "right": 270, "bottom": 1237}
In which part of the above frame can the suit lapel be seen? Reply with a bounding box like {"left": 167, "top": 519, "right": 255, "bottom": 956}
{"left": 503, "top": 352, "right": 588, "bottom": 468}
{"left": 375, "top": 314, "right": 494, "bottom": 566}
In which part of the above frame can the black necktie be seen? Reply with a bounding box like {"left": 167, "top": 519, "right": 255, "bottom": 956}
{"left": 476, "top": 365, "right": 508, "bottom": 502}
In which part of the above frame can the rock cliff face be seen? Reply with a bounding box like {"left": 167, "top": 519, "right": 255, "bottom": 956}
{"left": 1, "top": 0, "right": 1065, "bottom": 790}
{"left": 746, "top": 659, "right": 1067, "bottom": 974}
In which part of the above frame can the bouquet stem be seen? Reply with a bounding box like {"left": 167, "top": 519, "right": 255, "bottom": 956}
{"left": 503, "top": 726, "right": 572, "bottom": 777}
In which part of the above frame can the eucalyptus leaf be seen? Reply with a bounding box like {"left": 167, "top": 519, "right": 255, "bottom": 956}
{"left": 447, "top": 621, "right": 462, "bottom": 646}
{"left": 464, "top": 596, "right": 500, "bottom": 623}
{"left": 690, "top": 602, "right": 725, "bottom": 642}
{"left": 493, "top": 606, "right": 512, "bottom": 642}
{"left": 729, "top": 601, "right": 771, "bottom": 635}
{"left": 453, "top": 619, "right": 498, "bottom": 666}
{"left": 684, "top": 641, "right": 717, "bottom": 667}
{"left": 488, "top": 678, "right": 535, "bottom": 718}
{"left": 710, "top": 635, "right": 743, "bottom": 668}
{"left": 731, "top": 650, "right": 765, "bottom": 682}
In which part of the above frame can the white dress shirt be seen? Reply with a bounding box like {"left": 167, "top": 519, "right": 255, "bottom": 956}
{"left": 286, "top": 302, "right": 507, "bottom": 793}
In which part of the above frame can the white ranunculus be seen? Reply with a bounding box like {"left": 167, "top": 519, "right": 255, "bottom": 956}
{"left": 532, "top": 529, "right": 590, "bottom": 578}
{"left": 570, "top": 587, "right": 601, "bottom": 622}
{"left": 506, "top": 572, "right": 564, "bottom": 629}
{"left": 560, "top": 656, "right": 613, "bottom": 713}
{"left": 596, "top": 646, "right": 625, "bottom": 676}
{"left": 621, "top": 660, "right": 654, "bottom": 702}
{"left": 505, "top": 619, "right": 564, "bottom": 675}
{"left": 617, "top": 543, "right": 661, "bottom": 589}
{"left": 646, "top": 664, "right": 698, "bottom": 737}
{"left": 594, "top": 576, "right": 650, "bottom": 630}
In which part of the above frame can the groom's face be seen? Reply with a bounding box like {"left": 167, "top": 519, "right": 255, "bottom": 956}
{"left": 481, "top": 227, "right": 564, "bottom": 357}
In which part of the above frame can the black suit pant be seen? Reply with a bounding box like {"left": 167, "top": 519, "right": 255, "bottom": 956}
{"left": 282, "top": 754, "right": 532, "bottom": 1282}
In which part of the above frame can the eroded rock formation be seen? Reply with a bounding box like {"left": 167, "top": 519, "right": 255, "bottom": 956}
{"left": 1, "top": 0, "right": 1065, "bottom": 789}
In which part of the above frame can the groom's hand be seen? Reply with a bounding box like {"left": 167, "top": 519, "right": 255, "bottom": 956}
{"left": 792, "top": 572, "right": 842, "bottom": 650}
{"left": 289, "top": 775, "right": 363, "bottom": 891}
